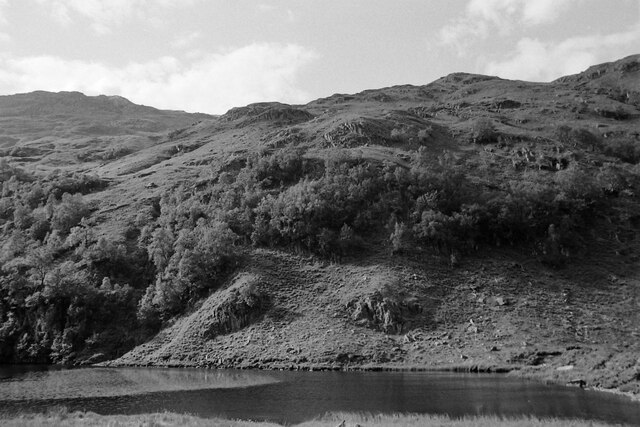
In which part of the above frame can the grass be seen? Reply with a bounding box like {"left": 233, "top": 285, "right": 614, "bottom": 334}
{"left": 0, "top": 410, "right": 628, "bottom": 427}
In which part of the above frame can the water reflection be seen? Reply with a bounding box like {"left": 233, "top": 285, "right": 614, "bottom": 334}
{"left": 0, "top": 367, "right": 280, "bottom": 400}
{"left": 1, "top": 368, "right": 639, "bottom": 425}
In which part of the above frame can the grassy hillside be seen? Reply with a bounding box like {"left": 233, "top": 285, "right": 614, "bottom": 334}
{"left": 1, "top": 55, "right": 639, "bottom": 396}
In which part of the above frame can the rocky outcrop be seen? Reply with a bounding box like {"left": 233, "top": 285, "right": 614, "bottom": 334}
{"left": 494, "top": 99, "right": 522, "bottom": 110}
{"left": 322, "top": 118, "right": 391, "bottom": 147}
{"left": 107, "top": 274, "right": 269, "bottom": 366}
{"left": 202, "top": 275, "right": 269, "bottom": 338}
{"left": 224, "top": 102, "right": 313, "bottom": 125}
{"left": 347, "top": 291, "right": 422, "bottom": 334}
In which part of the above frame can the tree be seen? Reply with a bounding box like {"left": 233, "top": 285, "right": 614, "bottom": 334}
{"left": 390, "top": 222, "right": 410, "bottom": 254}
{"left": 44, "top": 194, "right": 56, "bottom": 219}
{"left": 27, "top": 246, "right": 54, "bottom": 290}
{"left": 137, "top": 284, "right": 160, "bottom": 327}
{"left": 51, "top": 193, "right": 89, "bottom": 234}
{"left": 13, "top": 202, "right": 32, "bottom": 230}
{"left": 147, "top": 227, "right": 175, "bottom": 272}
{"left": 25, "top": 183, "right": 45, "bottom": 209}
{"left": 29, "top": 208, "right": 50, "bottom": 241}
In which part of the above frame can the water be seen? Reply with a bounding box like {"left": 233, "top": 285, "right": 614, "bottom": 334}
{"left": 1, "top": 366, "right": 639, "bottom": 425}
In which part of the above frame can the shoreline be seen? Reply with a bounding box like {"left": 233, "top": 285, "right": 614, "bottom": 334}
{"left": 0, "top": 411, "right": 628, "bottom": 427}
{"left": 98, "top": 360, "right": 640, "bottom": 403}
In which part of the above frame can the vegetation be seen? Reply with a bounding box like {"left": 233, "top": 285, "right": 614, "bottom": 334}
{"left": 0, "top": 171, "right": 143, "bottom": 363}
{"left": 470, "top": 117, "right": 497, "bottom": 144}
{"left": 1, "top": 138, "right": 637, "bottom": 364}
{"left": 0, "top": 410, "right": 622, "bottom": 427}
{"left": 1, "top": 55, "right": 639, "bottom": 373}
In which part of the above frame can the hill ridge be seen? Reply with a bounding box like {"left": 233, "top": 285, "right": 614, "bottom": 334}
{"left": 0, "top": 54, "right": 639, "bottom": 399}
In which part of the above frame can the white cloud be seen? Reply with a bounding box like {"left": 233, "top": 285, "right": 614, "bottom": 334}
{"left": 0, "top": 1, "right": 12, "bottom": 42}
{"left": 0, "top": 43, "right": 318, "bottom": 114}
{"left": 466, "top": 0, "right": 518, "bottom": 26}
{"left": 437, "top": 17, "right": 488, "bottom": 54}
{"left": 484, "top": 25, "right": 640, "bottom": 81}
{"left": 467, "top": 0, "right": 573, "bottom": 26}
{"left": 0, "top": 5, "right": 6, "bottom": 24}
{"left": 35, "top": 0, "right": 201, "bottom": 33}
{"left": 171, "top": 31, "right": 202, "bottom": 49}
{"left": 257, "top": 3, "right": 276, "bottom": 13}
{"left": 521, "top": 0, "right": 572, "bottom": 25}
{"left": 257, "top": 3, "right": 296, "bottom": 23}
{"left": 439, "top": 0, "right": 581, "bottom": 51}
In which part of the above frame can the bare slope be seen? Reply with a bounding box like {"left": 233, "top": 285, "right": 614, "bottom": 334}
{"left": 109, "top": 246, "right": 640, "bottom": 395}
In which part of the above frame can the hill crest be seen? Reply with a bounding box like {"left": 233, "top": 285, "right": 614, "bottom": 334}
{"left": 0, "top": 55, "right": 639, "bottom": 399}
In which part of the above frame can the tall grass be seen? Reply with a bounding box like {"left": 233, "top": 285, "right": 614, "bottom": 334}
{"left": 0, "top": 410, "right": 627, "bottom": 427}
{"left": 298, "top": 412, "right": 623, "bottom": 426}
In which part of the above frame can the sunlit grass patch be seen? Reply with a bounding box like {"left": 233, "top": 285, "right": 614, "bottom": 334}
{"left": 0, "top": 410, "right": 626, "bottom": 427}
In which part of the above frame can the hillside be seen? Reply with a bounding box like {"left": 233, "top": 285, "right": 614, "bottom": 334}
{"left": 1, "top": 55, "right": 639, "bottom": 396}
{"left": 0, "top": 91, "right": 212, "bottom": 174}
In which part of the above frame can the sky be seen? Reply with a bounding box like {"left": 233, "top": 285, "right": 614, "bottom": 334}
{"left": 0, "top": 0, "right": 638, "bottom": 114}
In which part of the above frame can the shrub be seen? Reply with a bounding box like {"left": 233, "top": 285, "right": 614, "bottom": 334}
{"left": 470, "top": 118, "right": 497, "bottom": 144}
{"left": 603, "top": 139, "right": 640, "bottom": 164}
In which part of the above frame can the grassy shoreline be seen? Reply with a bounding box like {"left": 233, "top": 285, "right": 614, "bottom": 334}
{"left": 0, "top": 411, "right": 630, "bottom": 427}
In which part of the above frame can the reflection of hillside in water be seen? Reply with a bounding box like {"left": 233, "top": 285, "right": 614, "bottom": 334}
{"left": 0, "top": 367, "right": 280, "bottom": 400}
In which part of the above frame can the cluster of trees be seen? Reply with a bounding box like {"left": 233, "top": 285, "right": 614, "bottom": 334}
{"left": 137, "top": 213, "right": 238, "bottom": 325}
{"left": 1, "top": 135, "right": 636, "bottom": 364}
{"left": 0, "top": 170, "right": 143, "bottom": 363}
{"left": 0, "top": 162, "right": 247, "bottom": 362}
{"left": 199, "top": 147, "right": 631, "bottom": 263}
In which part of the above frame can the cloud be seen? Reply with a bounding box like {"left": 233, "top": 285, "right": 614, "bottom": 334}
{"left": 286, "top": 9, "right": 295, "bottom": 22}
{"left": 520, "top": 0, "right": 573, "bottom": 25}
{"left": 257, "top": 3, "right": 296, "bottom": 22}
{"left": 35, "top": 0, "right": 201, "bottom": 33}
{"left": 0, "top": 43, "right": 318, "bottom": 114}
{"left": 484, "top": 25, "right": 640, "bottom": 81}
{"left": 439, "top": 0, "right": 581, "bottom": 51}
{"left": 170, "top": 32, "right": 202, "bottom": 49}
{"left": 467, "top": 0, "right": 573, "bottom": 26}
{"left": 257, "top": 3, "right": 276, "bottom": 12}
{"left": 0, "top": 0, "right": 9, "bottom": 32}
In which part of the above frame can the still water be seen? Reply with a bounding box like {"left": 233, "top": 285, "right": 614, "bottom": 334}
{"left": 1, "top": 366, "right": 640, "bottom": 425}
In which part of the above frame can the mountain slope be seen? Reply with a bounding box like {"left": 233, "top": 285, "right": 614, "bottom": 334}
{"left": 0, "top": 91, "right": 211, "bottom": 174}
{"left": 0, "top": 56, "right": 639, "bottom": 397}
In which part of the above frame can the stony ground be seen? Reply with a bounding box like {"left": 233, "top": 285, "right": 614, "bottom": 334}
{"left": 106, "top": 245, "right": 640, "bottom": 397}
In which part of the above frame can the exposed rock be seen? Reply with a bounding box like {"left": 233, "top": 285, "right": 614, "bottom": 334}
{"left": 568, "top": 378, "right": 586, "bottom": 388}
{"left": 557, "top": 365, "right": 574, "bottom": 371}
{"left": 487, "top": 296, "right": 508, "bottom": 307}
{"left": 322, "top": 118, "right": 390, "bottom": 147}
{"left": 203, "top": 276, "right": 269, "bottom": 338}
{"left": 407, "top": 106, "right": 433, "bottom": 118}
{"left": 224, "top": 102, "right": 314, "bottom": 125}
{"left": 494, "top": 99, "right": 522, "bottom": 109}
{"left": 347, "top": 291, "right": 421, "bottom": 334}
